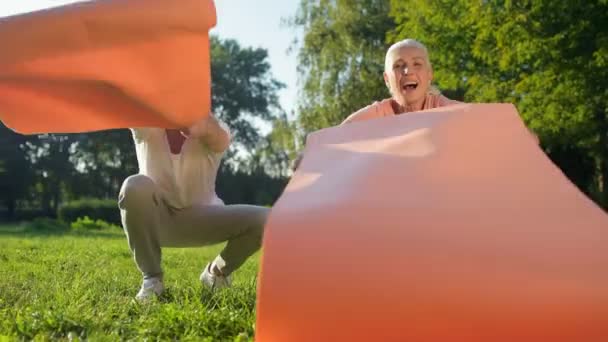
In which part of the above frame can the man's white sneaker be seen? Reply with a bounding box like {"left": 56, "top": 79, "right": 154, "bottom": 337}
{"left": 135, "top": 277, "right": 164, "bottom": 301}
{"left": 200, "top": 263, "right": 232, "bottom": 290}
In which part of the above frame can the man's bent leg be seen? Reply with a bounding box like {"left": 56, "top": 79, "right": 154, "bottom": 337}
{"left": 118, "top": 174, "right": 164, "bottom": 279}
{"left": 164, "top": 204, "right": 269, "bottom": 276}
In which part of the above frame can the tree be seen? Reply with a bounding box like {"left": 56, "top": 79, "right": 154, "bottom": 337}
{"left": 211, "top": 36, "right": 285, "bottom": 151}
{"left": 389, "top": 0, "right": 608, "bottom": 207}
{"left": 67, "top": 129, "right": 137, "bottom": 200}
{"left": 21, "top": 133, "right": 77, "bottom": 215}
{"left": 0, "top": 122, "right": 33, "bottom": 219}
{"left": 256, "top": 113, "right": 302, "bottom": 178}
{"left": 211, "top": 36, "right": 290, "bottom": 203}
{"left": 290, "top": 0, "right": 394, "bottom": 135}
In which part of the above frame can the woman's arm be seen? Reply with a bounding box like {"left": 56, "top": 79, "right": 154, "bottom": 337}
{"left": 341, "top": 99, "right": 394, "bottom": 125}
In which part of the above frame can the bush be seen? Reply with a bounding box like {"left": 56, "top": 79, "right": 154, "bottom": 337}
{"left": 70, "top": 216, "right": 121, "bottom": 231}
{"left": 24, "top": 218, "right": 70, "bottom": 232}
{"left": 0, "top": 208, "right": 52, "bottom": 223}
{"left": 58, "top": 198, "right": 120, "bottom": 225}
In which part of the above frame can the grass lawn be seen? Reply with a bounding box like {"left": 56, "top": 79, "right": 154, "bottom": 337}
{"left": 0, "top": 222, "right": 260, "bottom": 341}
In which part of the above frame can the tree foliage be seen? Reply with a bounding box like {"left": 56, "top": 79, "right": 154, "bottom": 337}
{"left": 389, "top": 0, "right": 608, "bottom": 205}
{"left": 291, "top": 0, "right": 394, "bottom": 133}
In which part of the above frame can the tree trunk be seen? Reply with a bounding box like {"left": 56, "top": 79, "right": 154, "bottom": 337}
{"left": 52, "top": 186, "right": 60, "bottom": 217}
{"left": 6, "top": 198, "right": 16, "bottom": 220}
{"left": 42, "top": 187, "right": 53, "bottom": 217}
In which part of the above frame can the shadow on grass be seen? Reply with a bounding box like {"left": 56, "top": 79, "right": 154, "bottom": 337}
{"left": 198, "top": 277, "right": 258, "bottom": 313}
{"left": 148, "top": 278, "right": 258, "bottom": 311}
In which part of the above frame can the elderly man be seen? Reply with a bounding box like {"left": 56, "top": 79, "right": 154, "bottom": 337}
{"left": 119, "top": 115, "right": 268, "bottom": 300}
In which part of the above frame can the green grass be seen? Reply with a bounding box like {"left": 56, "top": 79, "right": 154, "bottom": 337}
{"left": 0, "top": 222, "right": 260, "bottom": 341}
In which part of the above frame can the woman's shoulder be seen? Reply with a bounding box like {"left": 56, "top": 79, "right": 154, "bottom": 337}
{"left": 341, "top": 98, "right": 394, "bottom": 125}
{"left": 433, "top": 94, "right": 463, "bottom": 107}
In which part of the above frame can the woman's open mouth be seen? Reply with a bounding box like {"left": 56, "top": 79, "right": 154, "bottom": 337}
{"left": 401, "top": 81, "right": 418, "bottom": 91}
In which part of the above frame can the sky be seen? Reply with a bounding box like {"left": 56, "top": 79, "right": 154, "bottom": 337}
{"left": 0, "top": 0, "right": 301, "bottom": 116}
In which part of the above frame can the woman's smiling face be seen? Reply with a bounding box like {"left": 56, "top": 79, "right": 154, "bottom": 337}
{"left": 384, "top": 46, "right": 433, "bottom": 109}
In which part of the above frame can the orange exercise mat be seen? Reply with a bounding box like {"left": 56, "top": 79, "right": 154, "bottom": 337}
{"left": 0, "top": 0, "right": 216, "bottom": 135}
{"left": 256, "top": 103, "right": 608, "bottom": 341}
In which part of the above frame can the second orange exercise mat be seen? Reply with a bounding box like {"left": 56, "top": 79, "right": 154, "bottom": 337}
{"left": 256, "top": 103, "right": 608, "bottom": 341}
{"left": 0, "top": 0, "right": 216, "bottom": 134}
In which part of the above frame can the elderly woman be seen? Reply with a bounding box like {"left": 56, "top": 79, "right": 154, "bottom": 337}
{"left": 292, "top": 38, "right": 538, "bottom": 171}
{"left": 293, "top": 39, "right": 462, "bottom": 171}
{"left": 342, "top": 38, "right": 461, "bottom": 124}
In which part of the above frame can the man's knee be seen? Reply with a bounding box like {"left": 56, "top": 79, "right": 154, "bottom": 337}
{"left": 118, "top": 175, "right": 158, "bottom": 210}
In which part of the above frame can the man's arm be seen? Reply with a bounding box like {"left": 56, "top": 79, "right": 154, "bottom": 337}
{"left": 185, "top": 115, "right": 231, "bottom": 153}
{"left": 130, "top": 128, "right": 155, "bottom": 142}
